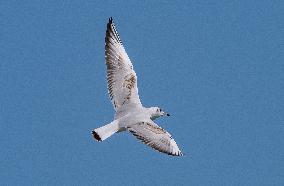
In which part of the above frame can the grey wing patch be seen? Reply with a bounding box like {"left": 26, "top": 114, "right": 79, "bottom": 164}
{"left": 122, "top": 73, "right": 136, "bottom": 104}
{"left": 127, "top": 122, "right": 183, "bottom": 156}
{"left": 141, "top": 122, "right": 166, "bottom": 134}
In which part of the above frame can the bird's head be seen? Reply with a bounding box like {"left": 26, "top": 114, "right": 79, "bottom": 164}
{"left": 149, "top": 107, "right": 170, "bottom": 120}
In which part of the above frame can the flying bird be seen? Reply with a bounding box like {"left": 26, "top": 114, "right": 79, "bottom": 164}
{"left": 92, "top": 17, "right": 183, "bottom": 156}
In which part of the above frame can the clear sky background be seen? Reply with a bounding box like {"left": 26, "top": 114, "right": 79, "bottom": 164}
{"left": 1, "top": 1, "right": 283, "bottom": 185}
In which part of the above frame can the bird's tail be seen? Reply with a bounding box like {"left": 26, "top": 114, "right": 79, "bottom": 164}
{"left": 92, "top": 120, "right": 119, "bottom": 141}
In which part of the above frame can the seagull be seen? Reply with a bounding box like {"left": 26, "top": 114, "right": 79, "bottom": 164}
{"left": 92, "top": 17, "right": 183, "bottom": 156}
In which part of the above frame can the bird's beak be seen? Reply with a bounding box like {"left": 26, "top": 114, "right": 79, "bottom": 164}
{"left": 162, "top": 111, "right": 170, "bottom": 116}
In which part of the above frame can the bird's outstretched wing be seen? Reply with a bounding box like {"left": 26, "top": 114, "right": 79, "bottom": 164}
{"left": 105, "top": 17, "right": 142, "bottom": 111}
{"left": 127, "top": 121, "right": 183, "bottom": 156}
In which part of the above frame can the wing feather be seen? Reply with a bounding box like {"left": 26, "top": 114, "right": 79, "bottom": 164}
{"left": 105, "top": 17, "right": 142, "bottom": 111}
{"left": 127, "top": 121, "right": 183, "bottom": 156}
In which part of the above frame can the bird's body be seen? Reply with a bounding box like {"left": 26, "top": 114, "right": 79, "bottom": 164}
{"left": 92, "top": 18, "right": 183, "bottom": 156}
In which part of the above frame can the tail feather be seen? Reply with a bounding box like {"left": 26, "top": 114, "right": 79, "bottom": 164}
{"left": 92, "top": 130, "right": 102, "bottom": 141}
{"left": 92, "top": 120, "right": 119, "bottom": 141}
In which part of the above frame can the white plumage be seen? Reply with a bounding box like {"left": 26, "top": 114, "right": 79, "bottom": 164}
{"left": 92, "top": 17, "right": 183, "bottom": 156}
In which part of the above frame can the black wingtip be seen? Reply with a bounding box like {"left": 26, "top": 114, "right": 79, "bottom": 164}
{"left": 168, "top": 151, "right": 184, "bottom": 157}
{"left": 109, "top": 17, "right": 113, "bottom": 23}
{"left": 92, "top": 130, "right": 102, "bottom": 141}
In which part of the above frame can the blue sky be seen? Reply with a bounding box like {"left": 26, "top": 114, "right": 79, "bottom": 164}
{"left": 1, "top": 1, "right": 283, "bottom": 185}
